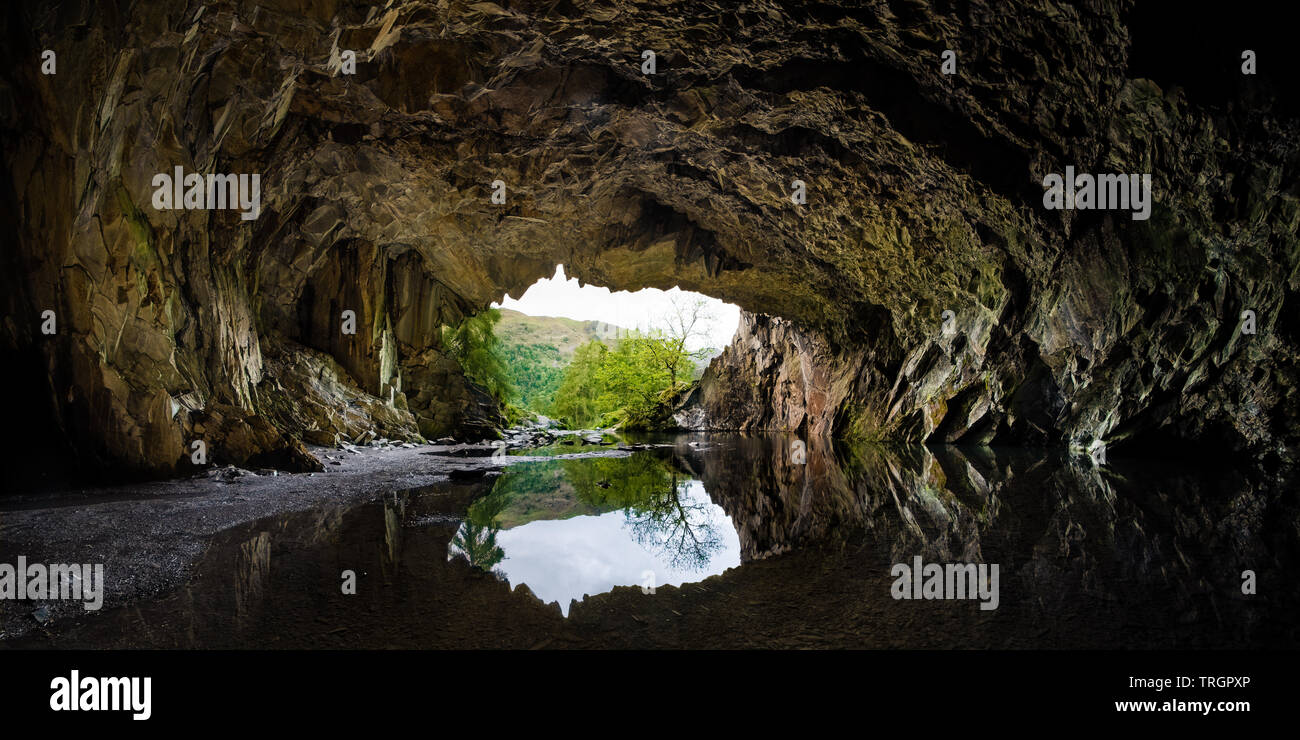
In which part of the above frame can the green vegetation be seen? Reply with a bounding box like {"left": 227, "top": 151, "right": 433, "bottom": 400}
{"left": 495, "top": 308, "right": 623, "bottom": 414}
{"left": 451, "top": 485, "right": 508, "bottom": 573}
{"left": 441, "top": 308, "right": 513, "bottom": 403}
{"left": 548, "top": 333, "right": 693, "bottom": 429}
{"left": 538, "top": 292, "right": 719, "bottom": 428}
{"left": 447, "top": 298, "right": 721, "bottom": 431}
{"left": 467, "top": 460, "right": 603, "bottom": 529}
{"left": 455, "top": 453, "right": 724, "bottom": 571}
{"left": 499, "top": 342, "right": 566, "bottom": 412}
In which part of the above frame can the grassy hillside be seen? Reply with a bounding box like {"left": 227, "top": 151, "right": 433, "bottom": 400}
{"left": 496, "top": 309, "right": 630, "bottom": 412}
{"left": 496, "top": 309, "right": 624, "bottom": 363}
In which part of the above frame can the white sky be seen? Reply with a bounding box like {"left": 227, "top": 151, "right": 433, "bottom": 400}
{"left": 493, "top": 265, "right": 740, "bottom": 351}
{"left": 489, "top": 481, "right": 741, "bottom": 616}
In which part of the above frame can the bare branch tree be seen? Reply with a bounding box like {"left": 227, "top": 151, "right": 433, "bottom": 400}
{"left": 648, "top": 294, "right": 715, "bottom": 386}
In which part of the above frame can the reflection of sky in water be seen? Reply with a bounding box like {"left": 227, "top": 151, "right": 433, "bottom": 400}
{"left": 469, "top": 481, "right": 740, "bottom": 616}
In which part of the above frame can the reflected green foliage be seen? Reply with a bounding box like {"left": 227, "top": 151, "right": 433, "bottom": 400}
{"left": 450, "top": 487, "right": 507, "bottom": 573}
{"left": 471, "top": 461, "right": 602, "bottom": 528}
{"left": 449, "top": 520, "right": 504, "bottom": 572}
{"left": 561, "top": 454, "right": 722, "bottom": 571}
{"left": 571, "top": 456, "right": 722, "bottom": 571}
{"left": 561, "top": 453, "right": 675, "bottom": 509}
{"left": 466, "top": 486, "right": 509, "bottom": 526}
{"left": 449, "top": 521, "right": 505, "bottom": 572}
{"left": 567, "top": 453, "right": 725, "bottom": 570}
{"left": 455, "top": 452, "right": 724, "bottom": 576}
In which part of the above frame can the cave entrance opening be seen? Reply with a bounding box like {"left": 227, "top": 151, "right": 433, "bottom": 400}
{"left": 478, "top": 264, "right": 740, "bottom": 429}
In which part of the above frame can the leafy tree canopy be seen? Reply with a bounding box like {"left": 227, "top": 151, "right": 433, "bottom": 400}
{"left": 548, "top": 333, "right": 693, "bottom": 429}
{"left": 442, "top": 308, "right": 514, "bottom": 403}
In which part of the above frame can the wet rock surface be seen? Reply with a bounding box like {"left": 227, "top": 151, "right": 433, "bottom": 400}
{"left": 1, "top": 1, "right": 1297, "bottom": 479}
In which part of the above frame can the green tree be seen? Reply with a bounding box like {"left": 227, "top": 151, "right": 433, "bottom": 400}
{"left": 498, "top": 342, "right": 566, "bottom": 412}
{"left": 549, "top": 339, "right": 608, "bottom": 427}
{"left": 563, "top": 454, "right": 723, "bottom": 571}
{"left": 644, "top": 295, "right": 714, "bottom": 387}
{"left": 441, "top": 308, "right": 514, "bottom": 403}
{"left": 451, "top": 488, "right": 509, "bottom": 573}
{"left": 590, "top": 334, "right": 678, "bottom": 426}
{"left": 547, "top": 333, "right": 693, "bottom": 429}
{"left": 449, "top": 520, "right": 506, "bottom": 572}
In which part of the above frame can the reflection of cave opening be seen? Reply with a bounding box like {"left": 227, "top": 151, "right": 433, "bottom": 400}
{"left": 447, "top": 454, "right": 742, "bottom": 617}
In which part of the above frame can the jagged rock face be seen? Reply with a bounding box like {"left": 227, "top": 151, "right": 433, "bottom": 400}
{"left": 0, "top": 0, "right": 1297, "bottom": 479}
{"left": 258, "top": 336, "right": 422, "bottom": 448}
{"left": 678, "top": 311, "right": 868, "bottom": 439}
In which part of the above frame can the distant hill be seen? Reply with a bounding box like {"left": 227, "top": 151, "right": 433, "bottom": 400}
{"left": 495, "top": 308, "right": 723, "bottom": 411}
{"left": 496, "top": 309, "right": 630, "bottom": 412}
{"left": 496, "top": 309, "right": 626, "bottom": 364}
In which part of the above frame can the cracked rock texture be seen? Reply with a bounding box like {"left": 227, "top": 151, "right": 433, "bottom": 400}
{"left": 1, "top": 0, "right": 1297, "bottom": 480}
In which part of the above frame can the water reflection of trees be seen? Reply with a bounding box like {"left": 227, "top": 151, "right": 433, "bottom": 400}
{"left": 448, "top": 489, "right": 507, "bottom": 575}
{"left": 449, "top": 453, "right": 727, "bottom": 575}
{"left": 562, "top": 454, "right": 724, "bottom": 572}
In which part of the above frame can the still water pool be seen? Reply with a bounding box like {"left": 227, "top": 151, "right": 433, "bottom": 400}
{"left": 449, "top": 458, "right": 741, "bottom": 615}
{"left": 6, "top": 434, "right": 1297, "bottom": 648}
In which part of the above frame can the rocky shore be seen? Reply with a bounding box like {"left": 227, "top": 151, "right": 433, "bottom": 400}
{"left": 0, "top": 430, "right": 625, "bottom": 642}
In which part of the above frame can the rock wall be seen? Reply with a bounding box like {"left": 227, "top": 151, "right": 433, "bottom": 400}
{"left": 1, "top": 0, "right": 1297, "bottom": 480}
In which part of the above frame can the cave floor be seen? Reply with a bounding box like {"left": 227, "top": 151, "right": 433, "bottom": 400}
{"left": 0, "top": 442, "right": 570, "bottom": 642}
